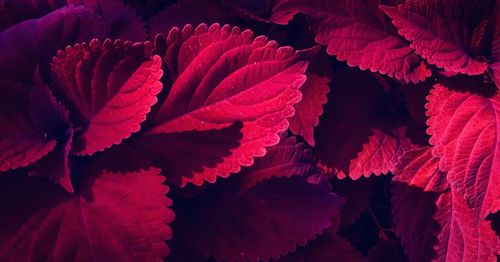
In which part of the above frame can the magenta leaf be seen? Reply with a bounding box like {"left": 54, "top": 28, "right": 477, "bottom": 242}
{"left": 50, "top": 39, "right": 163, "bottom": 156}
{"left": 426, "top": 81, "right": 500, "bottom": 220}
{"left": 381, "top": 0, "right": 494, "bottom": 75}
{"left": 145, "top": 23, "right": 313, "bottom": 186}
{"left": 272, "top": 0, "right": 431, "bottom": 83}
{"left": 0, "top": 168, "right": 174, "bottom": 260}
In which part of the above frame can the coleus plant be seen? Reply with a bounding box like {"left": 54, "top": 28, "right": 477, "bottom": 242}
{"left": 0, "top": 0, "right": 498, "bottom": 261}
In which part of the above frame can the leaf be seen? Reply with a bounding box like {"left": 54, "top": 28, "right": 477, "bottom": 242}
{"left": 272, "top": 0, "right": 431, "bottom": 83}
{"left": 288, "top": 72, "right": 329, "bottom": 146}
{"left": 175, "top": 137, "right": 343, "bottom": 262}
{"left": 28, "top": 78, "right": 74, "bottom": 192}
{"left": 0, "top": 168, "right": 174, "bottom": 261}
{"left": 0, "top": 79, "right": 56, "bottom": 173}
{"left": 393, "top": 147, "right": 499, "bottom": 262}
{"left": 276, "top": 232, "right": 365, "bottom": 262}
{"left": 0, "top": 0, "right": 68, "bottom": 31}
{"left": 381, "top": 0, "right": 494, "bottom": 75}
{"left": 51, "top": 39, "right": 163, "bottom": 156}
{"left": 392, "top": 147, "right": 448, "bottom": 262}
{"left": 314, "top": 67, "right": 417, "bottom": 179}
{"left": 0, "top": 5, "right": 108, "bottom": 83}
{"left": 426, "top": 82, "right": 500, "bottom": 220}
{"left": 146, "top": 23, "right": 313, "bottom": 186}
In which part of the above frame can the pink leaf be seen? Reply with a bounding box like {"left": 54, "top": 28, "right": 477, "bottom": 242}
{"left": 51, "top": 39, "right": 163, "bottom": 156}
{"left": 426, "top": 82, "right": 500, "bottom": 220}
{"left": 0, "top": 79, "right": 56, "bottom": 172}
{"left": 0, "top": 168, "right": 174, "bottom": 261}
{"left": 272, "top": 0, "right": 431, "bottom": 83}
{"left": 381, "top": 0, "right": 494, "bottom": 75}
{"left": 393, "top": 147, "right": 499, "bottom": 262}
{"left": 146, "top": 23, "right": 313, "bottom": 186}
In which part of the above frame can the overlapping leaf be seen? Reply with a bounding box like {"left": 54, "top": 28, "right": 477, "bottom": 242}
{"left": 0, "top": 168, "right": 174, "bottom": 261}
{"left": 141, "top": 23, "right": 312, "bottom": 186}
{"left": 51, "top": 39, "right": 163, "bottom": 156}
{"left": 176, "top": 136, "right": 343, "bottom": 262}
{"left": 271, "top": 0, "right": 431, "bottom": 83}
{"left": 426, "top": 81, "right": 500, "bottom": 219}
{"left": 393, "top": 147, "right": 499, "bottom": 262}
{"left": 381, "top": 0, "right": 494, "bottom": 75}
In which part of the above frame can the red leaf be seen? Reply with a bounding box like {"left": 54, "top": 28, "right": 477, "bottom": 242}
{"left": 288, "top": 72, "right": 329, "bottom": 146}
{"left": 147, "top": 23, "right": 312, "bottom": 185}
{"left": 272, "top": 0, "right": 431, "bottom": 83}
{"left": 381, "top": 0, "right": 494, "bottom": 75}
{"left": 28, "top": 78, "right": 74, "bottom": 192}
{"left": 393, "top": 147, "right": 499, "bottom": 262}
{"left": 51, "top": 39, "right": 163, "bottom": 156}
{"left": 0, "top": 5, "right": 108, "bottom": 83}
{"left": 0, "top": 168, "right": 174, "bottom": 261}
{"left": 315, "top": 68, "right": 417, "bottom": 179}
{"left": 366, "top": 240, "right": 408, "bottom": 262}
{"left": 176, "top": 137, "right": 343, "bottom": 261}
{"left": 426, "top": 82, "right": 500, "bottom": 220}
{"left": 0, "top": 79, "right": 56, "bottom": 172}
{"left": 276, "top": 232, "right": 364, "bottom": 262}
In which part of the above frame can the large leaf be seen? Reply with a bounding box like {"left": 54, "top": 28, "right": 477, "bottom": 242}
{"left": 175, "top": 137, "right": 343, "bottom": 262}
{"left": 0, "top": 168, "right": 174, "bottom": 261}
{"left": 381, "top": 0, "right": 494, "bottom": 75}
{"left": 51, "top": 39, "right": 163, "bottom": 156}
{"left": 0, "top": 79, "right": 57, "bottom": 173}
{"left": 0, "top": 5, "right": 108, "bottom": 83}
{"left": 144, "top": 23, "right": 312, "bottom": 185}
{"left": 426, "top": 81, "right": 500, "bottom": 220}
{"left": 272, "top": 0, "right": 431, "bottom": 83}
{"left": 393, "top": 147, "right": 499, "bottom": 262}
